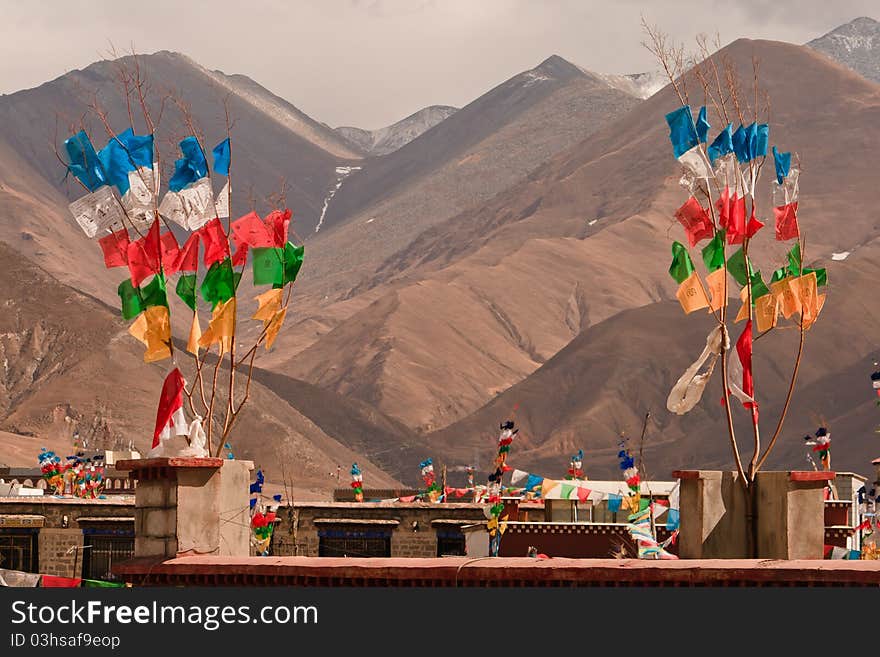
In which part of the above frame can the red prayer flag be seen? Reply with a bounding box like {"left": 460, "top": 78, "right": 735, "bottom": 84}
{"left": 153, "top": 368, "right": 185, "bottom": 448}
{"left": 231, "top": 242, "right": 249, "bottom": 267}
{"left": 398, "top": 495, "right": 416, "bottom": 502}
{"left": 126, "top": 219, "right": 161, "bottom": 287}
{"left": 773, "top": 202, "right": 799, "bottom": 241}
{"left": 159, "top": 231, "right": 180, "bottom": 277}
{"left": 717, "top": 190, "right": 748, "bottom": 244}
{"left": 176, "top": 232, "right": 200, "bottom": 273}
{"left": 98, "top": 228, "right": 130, "bottom": 268}
{"left": 264, "top": 209, "right": 291, "bottom": 248}
{"left": 41, "top": 575, "right": 81, "bottom": 588}
{"left": 576, "top": 487, "right": 590, "bottom": 502}
{"left": 199, "top": 218, "right": 230, "bottom": 267}
{"left": 232, "top": 211, "right": 274, "bottom": 248}
{"left": 736, "top": 320, "right": 756, "bottom": 411}
{"left": 674, "top": 197, "right": 714, "bottom": 247}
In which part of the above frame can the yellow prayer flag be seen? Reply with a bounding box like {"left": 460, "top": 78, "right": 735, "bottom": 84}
{"left": 199, "top": 297, "right": 236, "bottom": 354}
{"left": 128, "top": 306, "right": 171, "bottom": 362}
{"left": 803, "top": 292, "right": 826, "bottom": 331}
{"left": 770, "top": 276, "right": 801, "bottom": 319}
{"left": 252, "top": 288, "right": 283, "bottom": 323}
{"left": 186, "top": 312, "right": 202, "bottom": 355}
{"left": 705, "top": 267, "right": 728, "bottom": 312}
{"left": 675, "top": 270, "right": 709, "bottom": 314}
{"left": 734, "top": 285, "right": 750, "bottom": 323}
{"left": 541, "top": 479, "right": 557, "bottom": 498}
{"left": 754, "top": 294, "right": 779, "bottom": 333}
{"left": 264, "top": 307, "right": 287, "bottom": 350}
{"left": 788, "top": 272, "right": 818, "bottom": 328}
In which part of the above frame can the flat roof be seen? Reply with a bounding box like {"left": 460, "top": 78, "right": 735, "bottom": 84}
{"left": 0, "top": 495, "right": 134, "bottom": 505}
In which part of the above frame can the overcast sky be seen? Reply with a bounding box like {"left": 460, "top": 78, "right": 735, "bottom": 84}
{"left": 0, "top": 1, "right": 875, "bottom": 129}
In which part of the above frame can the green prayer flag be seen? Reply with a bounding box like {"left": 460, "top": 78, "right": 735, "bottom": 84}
{"left": 84, "top": 579, "right": 125, "bottom": 588}
{"left": 252, "top": 247, "right": 284, "bottom": 286}
{"left": 726, "top": 248, "right": 749, "bottom": 287}
{"left": 201, "top": 259, "right": 237, "bottom": 308}
{"left": 787, "top": 243, "right": 802, "bottom": 277}
{"left": 770, "top": 267, "right": 788, "bottom": 284}
{"left": 701, "top": 231, "right": 726, "bottom": 272}
{"left": 176, "top": 273, "right": 198, "bottom": 311}
{"left": 639, "top": 497, "right": 651, "bottom": 511}
{"left": 282, "top": 242, "right": 305, "bottom": 286}
{"left": 750, "top": 271, "right": 770, "bottom": 301}
{"left": 141, "top": 273, "right": 168, "bottom": 309}
{"left": 668, "top": 241, "right": 695, "bottom": 284}
{"left": 561, "top": 483, "right": 574, "bottom": 500}
{"left": 117, "top": 279, "right": 144, "bottom": 321}
{"left": 803, "top": 267, "right": 827, "bottom": 287}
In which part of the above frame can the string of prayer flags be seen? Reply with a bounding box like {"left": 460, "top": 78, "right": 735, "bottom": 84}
{"left": 128, "top": 305, "right": 171, "bottom": 362}
{"left": 198, "top": 297, "right": 236, "bottom": 354}
{"left": 675, "top": 197, "right": 714, "bottom": 247}
{"left": 152, "top": 368, "right": 187, "bottom": 449}
{"left": 212, "top": 138, "right": 231, "bottom": 177}
{"left": 351, "top": 463, "right": 364, "bottom": 502}
{"left": 41, "top": 575, "right": 82, "bottom": 588}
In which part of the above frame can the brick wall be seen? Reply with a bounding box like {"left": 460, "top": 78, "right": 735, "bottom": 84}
{"left": 0, "top": 496, "right": 134, "bottom": 577}
{"left": 272, "top": 502, "right": 486, "bottom": 558}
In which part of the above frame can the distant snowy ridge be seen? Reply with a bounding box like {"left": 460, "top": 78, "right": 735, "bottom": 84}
{"left": 336, "top": 105, "right": 458, "bottom": 156}
{"left": 808, "top": 16, "right": 880, "bottom": 83}
{"left": 595, "top": 70, "right": 666, "bottom": 99}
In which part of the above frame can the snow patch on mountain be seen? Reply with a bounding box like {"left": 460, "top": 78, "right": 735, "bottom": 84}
{"left": 315, "top": 166, "right": 362, "bottom": 233}
{"left": 808, "top": 16, "right": 880, "bottom": 83}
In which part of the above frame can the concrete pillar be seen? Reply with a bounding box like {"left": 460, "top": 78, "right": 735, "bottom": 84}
{"left": 116, "top": 457, "right": 253, "bottom": 559}
{"left": 673, "top": 470, "right": 831, "bottom": 559}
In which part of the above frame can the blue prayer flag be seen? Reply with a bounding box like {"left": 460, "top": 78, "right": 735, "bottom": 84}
{"left": 607, "top": 494, "right": 622, "bottom": 513}
{"left": 772, "top": 145, "right": 791, "bottom": 184}
{"left": 212, "top": 138, "right": 231, "bottom": 176}
{"left": 665, "top": 105, "right": 700, "bottom": 158}
{"left": 755, "top": 123, "right": 769, "bottom": 158}
{"left": 169, "top": 136, "right": 208, "bottom": 192}
{"left": 732, "top": 124, "right": 749, "bottom": 162}
{"left": 524, "top": 474, "right": 544, "bottom": 492}
{"left": 64, "top": 131, "right": 107, "bottom": 191}
{"left": 707, "top": 123, "right": 734, "bottom": 164}
{"left": 249, "top": 498, "right": 257, "bottom": 509}
{"left": 695, "top": 106, "right": 710, "bottom": 144}
{"left": 666, "top": 508, "right": 680, "bottom": 531}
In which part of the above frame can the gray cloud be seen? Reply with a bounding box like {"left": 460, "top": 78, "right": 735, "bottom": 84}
{"left": 0, "top": 0, "right": 874, "bottom": 129}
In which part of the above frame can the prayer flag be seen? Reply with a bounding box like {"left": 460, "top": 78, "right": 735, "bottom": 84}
{"left": 169, "top": 136, "right": 208, "bottom": 192}
{"left": 754, "top": 293, "right": 779, "bottom": 333}
{"left": 199, "top": 218, "right": 230, "bottom": 267}
{"left": 252, "top": 247, "right": 284, "bottom": 286}
{"left": 772, "top": 146, "right": 791, "bottom": 184}
{"left": 668, "top": 241, "right": 695, "bottom": 284}
{"left": 99, "top": 228, "right": 130, "bottom": 268}
{"left": 212, "top": 138, "right": 231, "bottom": 176}
{"left": 705, "top": 266, "right": 728, "bottom": 312}
{"left": 232, "top": 211, "right": 274, "bottom": 248}
{"left": 159, "top": 231, "right": 180, "bottom": 277}
{"left": 674, "top": 197, "right": 714, "bottom": 247}
{"left": 707, "top": 124, "right": 734, "bottom": 164}
{"left": 201, "top": 259, "right": 239, "bottom": 308}
{"left": 253, "top": 288, "right": 283, "bottom": 323}
{"left": 41, "top": 575, "right": 81, "bottom": 588}
{"left": 176, "top": 274, "right": 198, "bottom": 311}
{"left": 770, "top": 276, "right": 801, "bottom": 319}
{"left": 126, "top": 219, "right": 161, "bottom": 287}
{"left": 665, "top": 105, "right": 700, "bottom": 157}
{"left": 264, "top": 208, "right": 292, "bottom": 247}
{"left": 774, "top": 202, "right": 799, "bottom": 241}
{"left": 176, "top": 232, "right": 200, "bottom": 273}
{"left": 726, "top": 248, "right": 749, "bottom": 287}
{"left": 129, "top": 306, "right": 171, "bottom": 363}
{"left": 676, "top": 271, "right": 709, "bottom": 314}
{"left": 117, "top": 279, "right": 144, "bottom": 320}
{"left": 701, "top": 230, "right": 725, "bottom": 272}
{"left": 199, "top": 297, "right": 236, "bottom": 354}
{"left": 186, "top": 312, "right": 201, "bottom": 355}
{"left": 734, "top": 285, "right": 750, "bottom": 323}
{"left": 69, "top": 186, "right": 123, "bottom": 238}
{"left": 735, "top": 320, "right": 755, "bottom": 409}
{"left": 153, "top": 367, "right": 187, "bottom": 448}
{"left": 63, "top": 131, "right": 106, "bottom": 191}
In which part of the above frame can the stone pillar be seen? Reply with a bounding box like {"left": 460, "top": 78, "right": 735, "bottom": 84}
{"left": 673, "top": 470, "right": 749, "bottom": 559}
{"left": 674, "top": 469, "right": 831, "bottom": 559}
{"left": 116, "top": 457, "right": 253, "bottom": 559}
{"left": 755, "top": 471, "right": 831, "bottom": 559}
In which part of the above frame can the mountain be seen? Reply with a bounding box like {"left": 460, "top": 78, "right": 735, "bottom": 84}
{"left": 268, "top": 36, "right": 880, "bottom": 453}
{"left": 336, "top": 105, "right": 459, "bottom": 156}
{"left": 808, "top": 17, "right": 880, "bottom": 83}
{"left": 597, "top": 70, "right": 666, "bottom": 99}
{"left": 0, "top": 239, "right": 400, "bottom": 496}
{"left": 0, "top": 50, "right": 361, "bottom": 242}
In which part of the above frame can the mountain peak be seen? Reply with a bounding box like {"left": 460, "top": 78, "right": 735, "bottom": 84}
{"left": 808, "top": 16, "right": 880, "bottom": 83}
{"left": 530, "top": 54, "right": 584, "bottom": 79}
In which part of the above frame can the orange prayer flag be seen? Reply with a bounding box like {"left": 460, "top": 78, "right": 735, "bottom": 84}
{"left": 788, "top": 272, "right": 818, "bottom": 327}
{"left": 675, "top": 270, "right": 710, "bottom": 314}
{"left": 754, "top": 294, "right": 779, "bottom": 333}
{"left": 199, "top": 297, "right": 236, "bottom": 354}
{"left": 803, "top": 292, "right": 826, "bottom": 331}
{"left": 264, "top": 307, "right": 287, "bottom": 350}
{"left": 186, "top": 312, "right": 202, "bottom": 355}
{"left": 734, "top": 285, "right": 750, "bottom": 323}
{"left": 770, "top": 276, "right": 801, "bottom": 319}
{"left": 705, "top": 267, "right": 728, "bottom": 312}
{"left": 128, "top": 306, "right": 171, "bottom": 362}
{"left": 252, "top": 288, "right": 283, "bottom": 323}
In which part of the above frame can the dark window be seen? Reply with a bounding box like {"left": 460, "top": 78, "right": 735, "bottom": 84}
{"left": 318, "top": 529, "right": 391, "bottom": 557}
{"left": 81, "top": 534, "right": 134, "bottom": 582}
{"left": 437, "top": 532, "right": 466, "bottom": 557}
{"left": 0, "top": 530, "right": 38, "bottom": 573}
